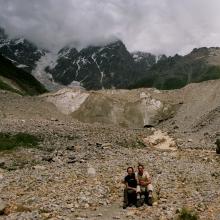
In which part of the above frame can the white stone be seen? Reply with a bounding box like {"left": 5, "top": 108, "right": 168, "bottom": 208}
{"left": 87, "top": 167, "right": 96, "bottom": 177}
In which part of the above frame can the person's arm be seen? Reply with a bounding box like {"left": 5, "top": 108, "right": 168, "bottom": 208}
{"left": 125, "top": 182, "right": 137, "bottom": 191}
{"left": 140, "top": 172, "right": 151, "bottom": 186}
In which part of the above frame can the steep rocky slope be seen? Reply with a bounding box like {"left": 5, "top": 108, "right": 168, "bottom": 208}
{"left": 0, "top": 28, "right": 45, "bottom": 73}
{"left": 130, "top": 47, "right": 220, "bottom": 90}
{"left": 45, "top": 41, "right": 156, "bottom": 90}
{"left": 0, "top": 55, "right": 47, "bottom": 95}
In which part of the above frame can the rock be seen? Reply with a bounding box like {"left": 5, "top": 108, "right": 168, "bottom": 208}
{"left": 102, "top": 143, "right": 113, "bottom": 149}
{"left": 0, "top": 199, "right": 6, "bottom": 215}
{"left": 66, "top": 145, "right": 75, "bottom": 151}
{"left": 67, "top": 159, "right": 77, "bottom": 164}
{"left": 126, "top": 210, "right": 136, "bottom": 218}
{"left": 42, "top": 155, "right": 54, "bottom": 162}
{"left": 68, "top": 154, "right": 76, "bottom": 160}
{"left": 215, "top": 139, "right": 220, "bottom": 154}
{"left": 53, "top": 157, "right": 63, "bottom": 164}
{"left": 50, "top": 118, "right": 58, "bottom": 121}
{"left": 96, "top": 143, "right": 102, "bottom": 148}
{"left": 33, "top": 165, "right": 46, "bottom": 170}
{"left": 87, "top": 167, "right": 96, "bottom": 177}
{"left": 113, "top": 216, "right": 120, "bottom": 219}
{"left": 0, "top": 159, "right": 5, "bottom": 168}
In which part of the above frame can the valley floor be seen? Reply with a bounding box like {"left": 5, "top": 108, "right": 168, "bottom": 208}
{"left": 0, "top": 89, "right": 220, "bottom": 220}
{"left": 0, "top": 118, "right": 219, "bottom": 220}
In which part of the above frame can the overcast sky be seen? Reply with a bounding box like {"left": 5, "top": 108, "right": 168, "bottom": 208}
{"left": 0, "top": 0, "right": 220, "bottom": 55}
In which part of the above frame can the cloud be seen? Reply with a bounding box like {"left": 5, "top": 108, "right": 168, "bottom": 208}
{"left": 0, "top": 0, "right": 220, "bottom": 55}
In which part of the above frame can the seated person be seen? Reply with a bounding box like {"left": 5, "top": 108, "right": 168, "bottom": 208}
{"left": 135, "top": 164, "right": 153, "bottom": 206}
{"left": 123, "top": 166, "right": 137, "bottom": 209}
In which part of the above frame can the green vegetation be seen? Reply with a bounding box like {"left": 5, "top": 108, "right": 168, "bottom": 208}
{"left": 0, "top": 55, "right": 47, "bottom": 95}
{"left": 0, "top": 132, "right": 40, "bottom": 151}
{"left": 129, "top": 49, "right": 220, "bottom": 90}
{"left": 177, "top": 208, "right": 198, "bottom": 220}
{"left": 0, "top": 78, "right": 22, "bottom": 94}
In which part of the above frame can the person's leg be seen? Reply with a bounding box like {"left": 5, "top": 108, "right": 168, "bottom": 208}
{"left": 127, "top": 189, "right": 135, "bottom": 206}
{"left": 137, "top": 187, "right": 145, "bottom": 206}
{"left": 123, "top": 188, "right": 128, "bottom": 209}
{"left": 130, "top": 190, "right": 137, "bottom": 206}
{"left": 146, "top": 184, "right": 154, "bottom": 206}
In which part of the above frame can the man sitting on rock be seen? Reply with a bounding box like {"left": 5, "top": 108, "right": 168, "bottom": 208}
{"left": 123, "top": 167, "right": 137, "bottom": 209}
{"left": 135, "top": 164, "right": 153, "bottom": 206}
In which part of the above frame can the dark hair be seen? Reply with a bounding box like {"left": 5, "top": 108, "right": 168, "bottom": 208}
{"left": 138, "top": 164, "right": 144, "bottom": 169}
{"left": 127, "top": 166, "right": 134, "bottom": 172}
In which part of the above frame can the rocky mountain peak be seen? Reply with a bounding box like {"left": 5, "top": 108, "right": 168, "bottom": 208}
{"left": 0, "top": 27, "right": 45, "bottom": 73}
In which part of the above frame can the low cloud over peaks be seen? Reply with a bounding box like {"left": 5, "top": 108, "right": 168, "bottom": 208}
{"left": 1, "top": 0, "right": 220, "bottom": 55}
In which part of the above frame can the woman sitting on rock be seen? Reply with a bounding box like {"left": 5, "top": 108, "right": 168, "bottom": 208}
{"left": 123, "top": 166, "right": 138, "bottom": 209}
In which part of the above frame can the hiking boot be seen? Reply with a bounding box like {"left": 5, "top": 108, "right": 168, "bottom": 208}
{"left": 148, "top": 191, "right": 153, "bottom": 206}
{"left": 123, "top": 203, "right": 128, "bottom": 209}
{"left": 148, "top": 197, "right": 153, "bottom": 206}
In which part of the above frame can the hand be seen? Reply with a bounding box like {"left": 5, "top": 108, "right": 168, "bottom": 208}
{"left": 140, "top": 180, "right": 145, "bottom": 186}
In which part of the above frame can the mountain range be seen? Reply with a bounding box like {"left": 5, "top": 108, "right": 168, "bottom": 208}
{"left": 1, "top": 27, "right": 220, "bottom": 91}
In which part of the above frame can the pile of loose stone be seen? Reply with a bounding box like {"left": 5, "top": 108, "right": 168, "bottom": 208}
{"left": 0, "top": 118, "right": 220, "bottom": 220}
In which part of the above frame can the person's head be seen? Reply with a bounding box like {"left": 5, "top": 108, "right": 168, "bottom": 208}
{"left": 138, "top": 164, "right": 144, "bottom": 175}
{"left": 127, "top": 166, "right": 134, "bottom": 176}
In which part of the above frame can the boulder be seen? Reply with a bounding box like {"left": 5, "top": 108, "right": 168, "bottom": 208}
{"left": 0, "top": 160, "right": 5, "bottom": 168}
{"left": 87, "top": 167, "right": 96, "bottom": 177}
{"left": 215, "top": 139, "right": 220, "bottom": 154}
{"left": 0, "top": 199, "right": 6, "bottom": 215}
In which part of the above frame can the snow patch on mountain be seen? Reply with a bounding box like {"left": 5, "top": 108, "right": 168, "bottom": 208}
{"left": 91, "top": 53, "right": 104, "bottom": 88}
{"left": 14, "top": 38, "right": 25, "bottom": 45}
{"left": 17, "top": 64, "right": 28, "bottom": 68}
{"left": 32, "top": 52, "right": 63, "bottom": 91}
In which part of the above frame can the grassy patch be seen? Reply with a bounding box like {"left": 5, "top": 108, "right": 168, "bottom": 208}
{"left": 117, "top": 136, "right": 146, "bottom": 148}
{"left": 177, "top": 208, "right": 198, "bottom": 220}
{"left": 0, "top": 132, "right": 40, "bottom": 151}
{"left": 0, "top": 55, "right": 47, "bottom": 95}
{"left": 0, "top": 79, "right": 22, "bottom": 95}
